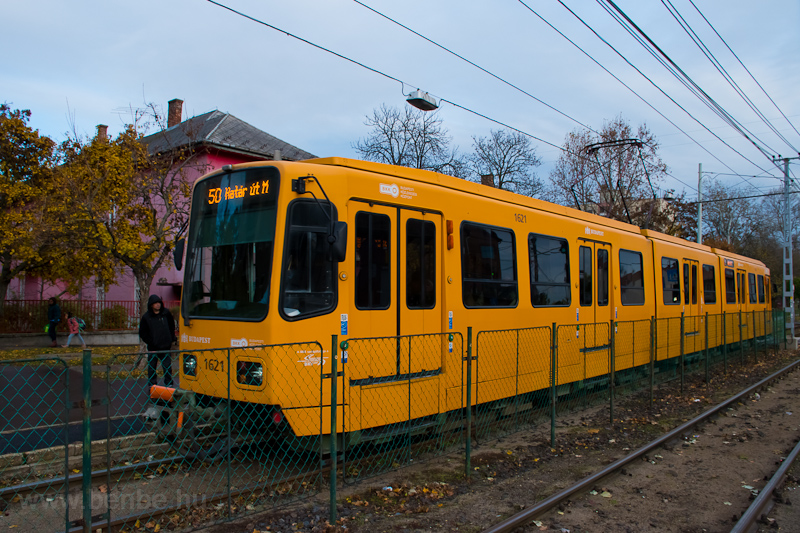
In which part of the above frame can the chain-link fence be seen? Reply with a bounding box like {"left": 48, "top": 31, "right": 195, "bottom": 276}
{"left": 0, "top": 309, "right": 788, "bottom": 532}
{"left": 0, "top": 357, "right": 71, "bottom": 533}
{"left": 340, "top": 333, "right": 463, "bottom": 483}
{"left": 473, "top": 326, "right": 552, "bottom": 442}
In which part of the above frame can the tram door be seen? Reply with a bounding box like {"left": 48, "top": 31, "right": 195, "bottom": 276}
{"left": 682, "top": 259, "right": 701, "bottom": 352}
{"left": 736, "top": 268, "right": 750, "bottom": 342}
{"left": 348, "top": 202, "right": 444, "bottom": 428}
{"left": 577, "top": 240, "right": 612, "bottom": 377}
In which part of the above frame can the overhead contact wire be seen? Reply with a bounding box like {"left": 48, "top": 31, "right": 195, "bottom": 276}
{"left": 353, "top": 0, "right": 599, "bottom": 134}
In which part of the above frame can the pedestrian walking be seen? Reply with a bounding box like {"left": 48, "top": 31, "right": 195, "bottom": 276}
{"left": 46, "top": 297, "right": 61, "bottom": 347}
{"left": 138, "top": 294, "right": 176, "bottom": 388}
{"left": 61, "top": 311, "right": 87, "bottom": 348}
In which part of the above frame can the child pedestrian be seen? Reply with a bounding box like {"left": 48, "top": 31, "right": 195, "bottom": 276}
{"left": 62, "top": 311, "right": 87, "bottom": 349}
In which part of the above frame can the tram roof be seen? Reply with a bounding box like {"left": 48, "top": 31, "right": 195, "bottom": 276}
{"left": 306, "top": 157, "right": 644, "bottom": 236}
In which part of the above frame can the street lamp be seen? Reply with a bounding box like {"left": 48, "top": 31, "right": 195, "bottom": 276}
{"left": 406, "top": 89, "right": 439, "bottom": 111}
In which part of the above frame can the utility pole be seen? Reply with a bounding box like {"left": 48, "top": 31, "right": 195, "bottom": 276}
{"left": 697, "top": 163, "right": 703, "bottom": 244}
{"left": 776, "top": 155, "right": 800, "bottom": 344}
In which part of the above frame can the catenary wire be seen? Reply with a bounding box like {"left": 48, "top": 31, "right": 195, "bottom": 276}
{"left": 517, "top": 0, "right": 769, "bottom": 194}
{"left": 661, "top": 0, "right": 798, "bottom": 153}
{"left": 550, "top": 0, "right": 773, "bottom": 193}
{"left": 352, "top": 0, "right": 599, "bottom": 135}
{"left": 689, "top": 0, "right": 800, "bottom": 145}
{"left": 599, "top": 0, "right": 782, "bottom": 162}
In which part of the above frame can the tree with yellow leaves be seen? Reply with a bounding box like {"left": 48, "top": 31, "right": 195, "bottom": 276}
{"left": 0, "top": 104, "right": 58, "bottom": 310}
{"left": 55, "top": 115, "right": 194, "bottom": 315}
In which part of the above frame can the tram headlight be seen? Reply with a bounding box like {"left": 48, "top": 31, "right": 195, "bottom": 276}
{"left": 236, "top": 362, "right": 264, "bottom": 387}
{"left": 182, "top": 354, "right": 197, "bottom": 377}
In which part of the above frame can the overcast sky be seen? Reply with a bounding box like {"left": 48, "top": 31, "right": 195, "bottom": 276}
{"left": 4, "top": 0, "right": 799, "bottom": 200}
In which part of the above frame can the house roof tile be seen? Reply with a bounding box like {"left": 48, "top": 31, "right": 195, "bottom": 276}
{"left": 142, "top": 110, "right": 316, "bottom": 160}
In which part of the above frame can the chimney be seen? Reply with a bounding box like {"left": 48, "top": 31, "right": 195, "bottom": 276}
{"left": 167, "top": 99, "right": 183, "bottom": 128}
{"left": 96, "top": 124, "right": 108, "bottom": 141}
{"left": 480, "top": 174, "right": 495, "bottom": 187}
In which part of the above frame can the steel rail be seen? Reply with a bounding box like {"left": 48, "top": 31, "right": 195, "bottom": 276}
{"left": 482, "top": 358, "right": 800, "bottom": 533}
{"left": 731, "top": 432, "right": 800, "bottom": 532}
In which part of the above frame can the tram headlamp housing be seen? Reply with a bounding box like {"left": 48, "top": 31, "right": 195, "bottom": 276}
{"left": 237, "top": 362, "right": 264, "bottom": 387}
{"left": 182, "top": 354, "right": 197, "bottom": 377}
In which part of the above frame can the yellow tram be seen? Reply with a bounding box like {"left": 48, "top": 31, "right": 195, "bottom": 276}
{"left": 173, "top": 157, "right": 771, "bottom": 441}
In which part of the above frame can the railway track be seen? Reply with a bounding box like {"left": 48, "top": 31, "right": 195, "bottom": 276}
{"left": 482, "top": 358, "right": 800, "bottom": 533}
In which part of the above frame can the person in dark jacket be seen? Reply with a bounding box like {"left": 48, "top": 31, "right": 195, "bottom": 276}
{"left": 139, "top": 294, "right": 176, "bottom": 388}
{"left": 47, "top": 297, "right": 61, "bottom": 347}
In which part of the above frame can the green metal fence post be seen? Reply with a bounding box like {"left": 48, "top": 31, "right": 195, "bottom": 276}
{"left": 649, "top": 317, "right": 655, "bottom": 407}
{"left": 723, "top": 312, "right": 728, "bottom": 374}
{"left": 81, "top": 349, "right": 92, "bottom": 533}
{"left": 330, "top": 335, "right": 338, "bottom": 525}
{"left": 739, "top": 310, "right": 744, "bottom": 364}
{"left": 550, "top": 323, "right": 557, "bottom": 448}
{"left": 704, "top": 312, "right": 710, "bottom": 385}
{"left": 680, "top": 312, "right": 685, "bottom": 396}
{"left": 752, "top": 310, "right": 757, "bottom": 362}
{"left": 226, "top": 348, "right": 232, "bottom": 519}
{"left": 609, "top": 320, "right": 615, "bottom": 425}
{"left": 465, "top": 327, "right": 472, "bottom": 478}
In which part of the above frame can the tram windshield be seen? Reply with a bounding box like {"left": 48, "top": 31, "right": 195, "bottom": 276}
{"left": 184, "top": 167, "right": 280, "bottom": 320}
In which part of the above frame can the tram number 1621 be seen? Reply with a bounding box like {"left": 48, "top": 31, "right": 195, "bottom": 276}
{"left": 205, "top": 359, "right": 225, "bottom": 372}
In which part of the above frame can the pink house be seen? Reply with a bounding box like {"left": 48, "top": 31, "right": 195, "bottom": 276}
{"left": 9, "top": 99, "right": 315, "bottom": 308}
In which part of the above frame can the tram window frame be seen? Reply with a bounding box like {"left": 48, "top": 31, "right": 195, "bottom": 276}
{"left": 460, "top": 222, "right": 518, "bottom": 308}
{"left": 528, "top": 233, "right": 571, "bottom": 307}
{"left": 683, "top": 263, "right": 690, "bottom": 306}
{"left": 579, "top": 246, "right": 593, "bottom": 306}
{"left": 748, "top": 272, "right": 757, "bottom": 304}
{"left": 725, "top": 268, "right": 736, "bottom": 304}
{"left": 354, "top": 211, "right": 392, "bottom": 310}
{"left": 758, "top": 274, "right": 765, "bottom": 304}
{"left": 738, "top": 272, "right": 745, "bottom": 304}
{"left": 619, "top": 249, "right": 645, "bottom": 305}
{"left": 597, "top": 248, "right": 609, "bottom": 306}
{"left": 279, "top": 199, "right": 339, "bottom": 321}
{"left": 406, "top": 218, "right": 436, "bottom": 309}
{"left": 662, "top": 257, "right": 681, "bottom": 305}
{"left": 702, "top": 264, "right": 716, "bottom": 304}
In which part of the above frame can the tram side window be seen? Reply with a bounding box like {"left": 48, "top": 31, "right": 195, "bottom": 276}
{"left": 406, "top": 219, "right": 436, "bottom": 309}
{"left": 725, "top": 268, "right": 736, "bottom": 304}
{"left": 461, "top": 223, "right": 518, "bottom": 308}
{"left": 662, "top": 257, "right": 680, "bottom": 305}
{"left": 281, "top": 200, "right": 337, "bottom": 319}
{"left": 758, "top": 274, "right": 765, "bottom": 304}
{"left": 619, "top": 250, "right": 645, "bottom": 305}
{"left": 748, "top": 273, "right": 757, "bottom": 303}
{"left": 528, "top": 234, "right": 570, "bottom": 307}
{"left": 691, "top": 264, "right": 698, "bottom": 304}
{"left": 579, "top": 246, "right": 592, "bottom": 306}
{"left": 702, "top": 264, "right": 716, "bottom": 304}
{"left": 355, "top": 212, "right": 391, "bottom": 310}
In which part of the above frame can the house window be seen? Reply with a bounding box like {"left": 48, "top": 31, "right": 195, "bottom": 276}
{"left": 461, "top": 222, "right": 517, "bottom": 308}
{"left": 528, "top": 234, "right": 570, "bottom": 307}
